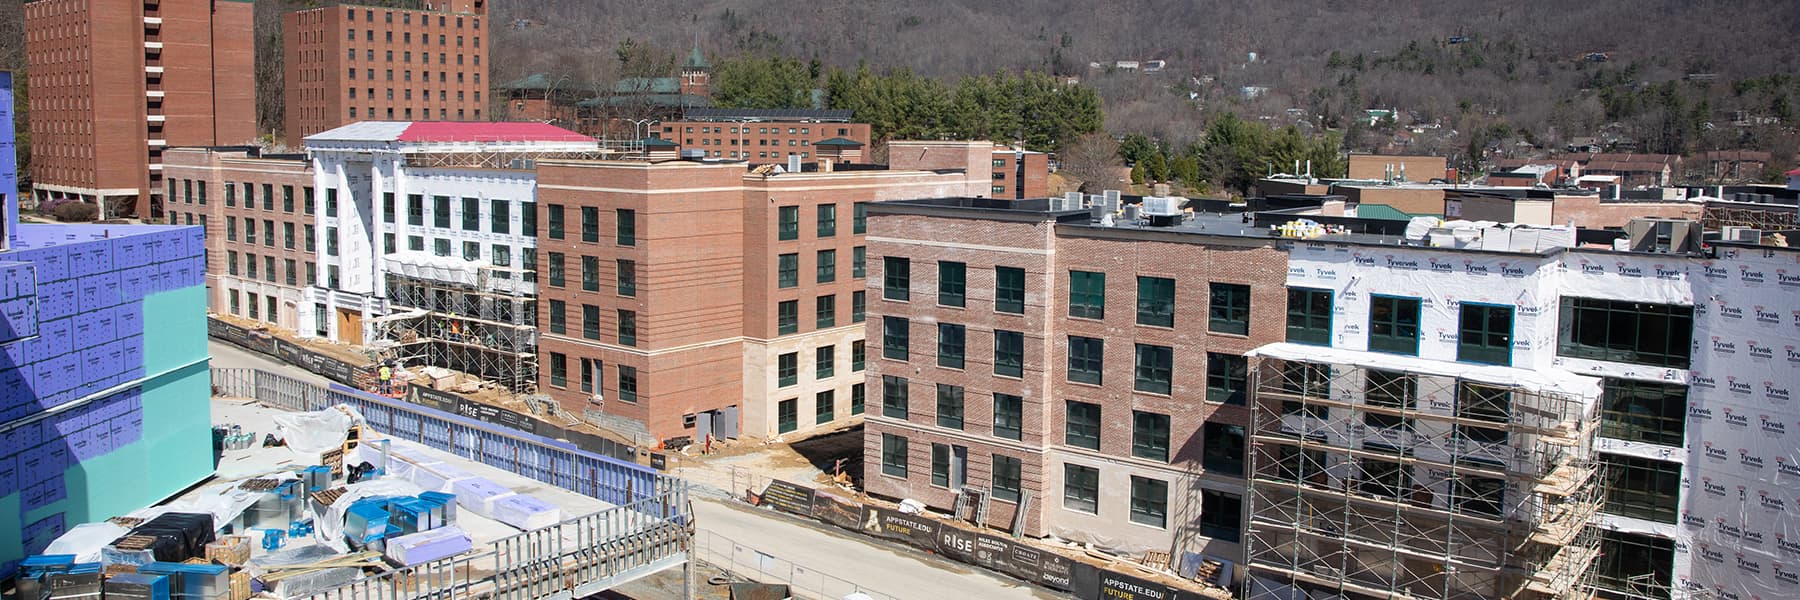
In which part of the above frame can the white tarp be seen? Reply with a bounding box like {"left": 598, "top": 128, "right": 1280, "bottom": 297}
{"left": 45, "top": 522, "right": 129, "bottom": 563}
{"left": 383, "top": 251, "right": 481, "bottom": 286}
{"left": 271, "top": 404, "right": 366, "bottom": 455}
{"left": 1247, "top": 342, "right": 1602, "bottom": 401}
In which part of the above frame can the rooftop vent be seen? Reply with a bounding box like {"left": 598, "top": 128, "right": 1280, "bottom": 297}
{"left": 1624, "top": 218, "right": 1702, "bottom": 253}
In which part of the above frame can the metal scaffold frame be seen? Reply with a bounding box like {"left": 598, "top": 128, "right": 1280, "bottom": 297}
{"left": 403, "top": 150, "right": 608, "bottom": 171}
{"left": 376, "top": 266, "right": 539, "bottom": 393}
{"left": 1242, "top": 354, "right": 1603, "bottom": 600}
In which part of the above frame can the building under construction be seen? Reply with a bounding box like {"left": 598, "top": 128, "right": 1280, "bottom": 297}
{"left": 1243, "top": 344, "right": 1603, "bottom": 600}
{"left": 375, "top": 253, "right": 538, "bottom": 392}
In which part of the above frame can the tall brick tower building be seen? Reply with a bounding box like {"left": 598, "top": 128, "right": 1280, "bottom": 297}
{"left": 24, "top": 0, "right": 257, "bottom": 221}
{"left": 283, "top": 0, "right": 490, "bottom": 141}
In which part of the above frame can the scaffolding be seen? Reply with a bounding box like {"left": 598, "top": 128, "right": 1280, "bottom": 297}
{"left": 375, "top": 262, "right": 539, "bottom": 393}
{"left": 1700, "top": 200, "right": 1797, "bottom": 231}
{"left": 1242, "top": 344, "right": 1604, "bottom": 600}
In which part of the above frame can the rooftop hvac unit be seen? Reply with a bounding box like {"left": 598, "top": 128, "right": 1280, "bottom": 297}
{"left": 1624, "top": 218, "right": 1702, "bottom": 253}
{"left": 1141, "top": 196, "right": 1182, "bottom": 216}
{"left": 1061, "top": 192, "right": 1083, "bottom": 211}
{"left": 1720, "top": 226, "right": 1763, "bottom": 243}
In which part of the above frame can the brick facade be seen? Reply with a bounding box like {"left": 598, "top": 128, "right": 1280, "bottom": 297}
{"left": 162, "top": 147, "right": 318, "bottom": 332}
{"left": 283, "top": 1, "right": 488, "bottom": 141}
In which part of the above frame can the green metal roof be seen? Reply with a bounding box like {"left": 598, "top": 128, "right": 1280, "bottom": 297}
{"left": 614, "top": 77, "right": 681, "bottom": 95}
{"left": 814, "top": 137, "right": 864, "bottom": 147}
{"left": 683, "top": 46, "right": 710, "bottom": 71}
{"left": 1354, "top": 204, "right": 1438, "bottom": 221}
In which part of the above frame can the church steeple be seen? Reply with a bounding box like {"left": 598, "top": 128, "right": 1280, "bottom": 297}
{"left": 680, "top": 44, "right": 710, "bottom": 98}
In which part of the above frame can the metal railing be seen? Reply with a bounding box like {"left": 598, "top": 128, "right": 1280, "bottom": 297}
{"left": 692, "top": 529, "right": 904, "bottom": 600}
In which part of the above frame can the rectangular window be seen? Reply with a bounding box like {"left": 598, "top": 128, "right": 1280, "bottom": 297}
{"left": 616, "top": 260, "right": 636, "bottom": 296}
{"left": 616, "top": 209, "right": 636, "bottom": 246}
{"left": 1452, "top": 474, "right": 1506, "bottom": 518}
{"left": 1369, "top": 295, "right": 1422, "bottom": 355}
{"left": 881, "top": 434, "right": 909, "bottom": 477}
{"left": 225, "top": 183, "right": 236, "bottom": 207}
{"left": 1068, "top": 270, "right": 1105, "bottom": 319}
{"left": 777, "top": 253, "right": 799, "bottom": 288}
{"left": 851, "top": 340, "right": 865, "bottom": 371}
{"left": 1594, "top": 530, "right": 1675, "bottom": 597}
{"left": 777, "top": 399, "right": 798, "bottom": 433}
{"left": 991, "top": 455, "right": 1022, "bottom": 502}
{"left": 580, "top": 207, "right": 599, "bottom": 242}
{"left": 1199, "top": 491, "right": 1243, "bottom": 543}
{"left": 226, "top": 217, "right": 237, "bottom": 241}
{"left": 937, "top": 323, "right": 965, "bottom": 369}
{"left": 994, "top": 330, "right": 1024, "bottom": 378}
{"left": 433, "top": 196, "right": 450, "bottom": 227}
{"left": 1130, "top": 476, "right": 1168, "bottom": 528}
{"left": 1066, "top": 401, "right": 1101, "bottom": 450}
{"left": 382, "top": 192, "right": 396, "bottom": 223}
{"left": 549, "top": 353, "right": 568, "bottom": 387}
{"left": 1136, "top": 276, "right": 1175, "bottom": 327}
{"left": 547, "top": 253, "right": 565, "bottom": 286}
{"left": 1603, "top": 454, "right": 1680, "bottom": 523}
{"left": 581, "top": 256, "right": 599, "bottom": 292}
{"left": 1067, "top": 336, "right": 1104, "bottom": 385}
{"left": 461, "top": 197, "right": 480, "bottom": 231}
{"left": 548, "top": 300, "right": 566, "bottom": 334}
{"left": 579, "top": 359, "right": 593, "bottom": 393}
{"left": 816, "top": 295, "right": 836, "bottom": 328}
{"left": 852, "top": 291, "right": 866, "bottom": 323}
{"left": 777, "top": 206, "right": 799, "bottom": 240}
{"left": 1286, "top": 287, "right": 1333, "bottom": 345}
{"left": 547, "top": 204, "right": 564, "bottom": 239}
{"left": 936, "top": 384, "right": 965, "bottom": 429}
{"left": 521, "top": 202, "right": 537, "bottom": 237}
{"left": 284, "top": 223, "right": 296, "bottom": 249}
{"left": 815, "top": 391, "right": 835, "bottom": 425}
{"left": 1558, "top": 297, "right": 1693, "bottom": 368}
{"left": 1600, "top": 379, "right": 1687, "bottom": 446}
{"left": 618, "top": 310, "right": 638, "bottom": 346}
{"left": 883, "top": 257, "right": 910, "bottom": 301}
{"left": 263, "top": 184, "right": 274, "bottom": 210}
{"left": 1202, "top": 422, "right": 1246, "bottom": 475}
{"left": 1064, "top": 464, "right": 1098, "bottom": 513}
{"left": 1206, "top": 353, "right": 1248, "bottom": 405}
{"left": 815, "top": 346, "right": 835, "bottom": 379}
{"left": 1134, "top": 344, "right": 1173, "bottom": 395}
{"left": 1364, "top": 369, "right": 1417, "bottom": 431}
{"left": 1458, "top": 303, "right": 1514, "bottom": 366}
{"left": 853, "top": 202, "right": 868, "bottom": 234}
{"left": 407, "top": 194, "right": 424, "bottom": 226}
{"left": 1132, "top": 411, "right": 1171, "bottom": 462}
{"left": 995, "top": 266, "right": 1025, "bottom": 314}
{"left": 817, "top": 204, "right": 836, "bottom": 237}
{"left": 326, "top": 227, "right": 339, "bottom": 256}
{"left": 615, "top": 365, "right": 639, "bottom": 402}
{"left": 931, "top": 444, "right": 951, "bottom": 487}
{"left": 1457, "top": 383, "right": 1511, "bottom": 445}
{"left": 882, "top": 375, "right": 909, "bottom": 419}
{"left": 461, "top": 241, "right": 479, "bottom": 262}
{"left": 992, "top": 393, "right": 1022, "bottom": 440}
{"left": 1360, "top": 452, "right": 1410, "bottom": 499}
{"left": 264, "top": 219, "right": 276, "bottom": 246}
{"left": 777, "top": 300, "right": 798, "bottom": 335}
{"left": 490, "top": 199, "right": 509, "bottom": 234}
{"left": 1280, "top": 362, "right": 1332, "bottom": 418}
{"left": 883, "top": 317, "right": 909, "bottom": 360}
{"left": 938, "top": 261, "right": 966, "bottom": 307}
{"left": 852, "top": 246, "right": 866, "bottom": 278}
{"left": 851, "top": 383, "right": 866, "bottom": 414}
{"left": 582, "top": 305, "right": 600, "bottom": 340}
{"left": 817, "top": 250, "right": 836, "bottom": 283}
{"left": 303, "top": 188, "right": 315, "bottom": 214}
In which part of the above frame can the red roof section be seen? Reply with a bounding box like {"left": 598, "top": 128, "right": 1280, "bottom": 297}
{"left": 397, "top": 121, "right": 592, "bottom": 143}
{"left": 1787, "top": 167, "right": 1800, "bottom": 176}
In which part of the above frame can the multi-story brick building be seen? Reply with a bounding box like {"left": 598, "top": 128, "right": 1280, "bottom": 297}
{"left": 283, "top": 1, "right": 489, "bottom": 141}
{"left": 861, "top": 196, "right": 1289, "bottom": 567}
{"left": 989, "top": 146, "right": 1049, "bottom": 200}
{"left": 162, "top": 147, "right": 317, "bottom": 332}
{"left": 24, "top": 0, "right": 257, "bottom": 220}
{"left": 656, "top": 109, "right": 871, "bottom": 164}
{"left": 533, "top": 150, "right": 996, "bottom": 441}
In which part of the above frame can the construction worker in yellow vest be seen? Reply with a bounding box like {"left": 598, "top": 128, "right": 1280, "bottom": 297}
{"left": 378, "top": 364, "right": 393, "bottom": 395}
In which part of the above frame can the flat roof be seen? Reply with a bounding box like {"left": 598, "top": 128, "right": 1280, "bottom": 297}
{"left": 680, "top": 108, "right": 854, "bottom": 122}
{"left": 305, "top": 121, "right": 592, "bottom": 144}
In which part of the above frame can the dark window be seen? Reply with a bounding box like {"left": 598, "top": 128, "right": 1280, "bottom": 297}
{"left": 931, "top": 444, "right": 951, "bottom": 487}
{"left": 618, "top": 310, "right": 637, "bottom": 346}
{"left": 778, "top": 206, "right": 799, "bottom": 240}
{"left": 883, "top": 257, "right": 910, "bottom": 301}
{"left": 1603, "top": 454, "right": 1680, "bottom": 523}
{"left": 817, "top": 204, "right": 836, "bottom": 237}
{"left": 851, "top": 340, "right": 865, "bottom": 371}
{"left": 521, "top": 202, "right": 536, "bottom": 237}
{"left": 1594, "top": 530, "right": 1674, "bottom": 598}
{"left": 816, "top": 295, "right": 836, "bottom": 328}
{"left": 1063, "top": 464, "right": 1098, "bottom": 513}
{"left": 1068, "top": 270, "right": 1105, "bottom": 319}
{"left": 1130, "top": 476, "right": 1168, "bottom": 528}
{"left": 1198, "top": 491, "right": 1243, "bottom": 543}
{"left": 852, "top": 247, "right": 866, "bottom": 278}
{"left": 882, "top": 375, "right": 909, "bottom": 419}
{"left": 549, "top": 353, "right": 567, "bottom": 387}
{"left": 1067, "top": 336, "right": 1104, "bottom": 385}
{"left": 1364, "top": 369, "right": 1417, "bottom": 431}
{"left": 995, "top": 267, "right": 1025, "bottom": 314}
{"left": 1209, "top": 282, "right": 1252, "bottom": 333}
{"left": 991, "top": 455, "right": 1022, "bottom": 502}
{"left": 883, "top": 317, "right": 909, "bottom": 360}
{"left": 1132, "top": 411, "right": 1170, "bottom": 462}
{"left": 580, "top": 206, "right": 599, "bottom": 242}
{"left": 618, "top": 366, "right": 638, "bottom": 402}
{"left": 1206, "top": 353, "right": 1247, "bottom": 405}
{"left": 1558, "top": 297, "right": 1693, "bottom": 368}
{"left": 1134, "top": 344, "right": 1173, "bottom": 395}
{"left": 1600, "top": 379, "right": 1687, "bottom": 446}
{"left": 582, "top": 305, "right": 600, "bottom": 340}
{"left": 1202, "top": 422, "right": 1245, "bottom": 475}
{"left": 777, "top": 352, "right": 798, "bottom": 387}
{"left": 548, "top": 300, "right": 566, "bottom": 334}
{"left": 778, "top": 253, "right": 799, "bottom": 288}
{"left": 547, "top": 253, "right": 565, "bottom": 287}
{"left": 1456, "top": 383, "right": 1511, "bottom": 445}
{"left": 490, "top": 199, "right": 509, "bottom": 234}
{"left": 1451, "top": 474, "right": 1505, "bottom": 518}
{"left": 777, "top": 300, "right": 798, "bottom": 335}
{"left": 1065, "top": 400, "right": 1101, "bottom": 449}
{"left": 462, "top": 197, "right": 480, "bottom": 231}
{"left": 1280, "top": 362, "right": 1331, "bottom": 418}
{"left": 815, "top": 346, "right": 835, "bottom": 379}
{"left": 1136, "top": 276, "right": 1175, "bottom": 327}
{"left": 936, "top": 384, "right": 965, "bottom": 429}
{"left": 1270, "top": 445, "right": 1330, "bottom": 485}
{"left": 817, "top": 250, "right": 836, "bottom": 283}
{"left": 852, "top": 291, "right": 866, "bottom": 323}
{"left": 881, "top": 434, "right": 909, "bottom": 477}
{"left": 852, "top": 202, "right": 867, "bottom": 234}
{"left": 1360, "top": 452, "right": 1410, "bottom": 499}
{"left": 547, "top": 204, "right": 564, "bottom": 239}
{"left": 937, "top": 261, "right": 967, "bottom": 307}
{"left": 775, "top": 399, "right": 798, "bottom": 433}
{"left": 1458, "top": 303, "right": 1513, "bottom": 366}
{"left": 992, "top": 393, "right": 1022, "bottom": 440}
{"left": 616, "top": 260, "right": 637, "bottom": 296}
{"left": 1286, "top": 287, "right": 1332, "bottom": 345}
{"left": 851, "top": 383, "right": 866, "bottom": 415}
{"left": 993, "top": 330, "right": 1024, "bottom": 377}
{"left": 937, "top": 323, "right": 965, "bottom": 369}
{"left": 581, "top": 255, "right": 599, "bottom": 291}
{"left": 1368, "top": 295, "right": 1421, "bottom": 355}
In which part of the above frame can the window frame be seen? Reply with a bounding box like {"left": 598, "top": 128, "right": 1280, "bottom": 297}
{"left": 1067, "top": 335, "right": 1104, "bottom": 385}
{"left": 1208, "top": 282, "right": 1251, "bottom": 335}
{"left": 1068, "top": 270, "right": 1106, "bottom": 319}
{"left": 1368, "top": 294, "right": 1422, "bottom": 356}
{"left": 1063, "top": 463, "right": 1099, "bottom": 513}
{"left": 937, "top": 323, "right": 966, "bottom": 370}
{"left": 1129, "top": 476, "right": 1169, "bottom": 528}
{"left": 938, "top": 261, "right": 967, "bottom": 307}
{"left": 1132, "top": 410, "right": 1171, "bottom": 462}
{"left": 1557, "top": 297, "right": 1693, "bottom": 369}
{"left": 1457, "top": 302, "right": 1514, "bottom": 366}
{"left": 1136, "top": 276, "right": 1175, "bottom": 328}
{"left": 1206, "top": 353, "right": 1248, "bottom": 405}
{"left": 995, "top": 266, "right": 1025, "bottom": 314}
{"left": 1065, "top": 400, "right": 1101, "bottom": 450}
{"left": 1286, "top": 287, "right": 1333, "bottom": 346}
{"left": 1133, "top": 344, "right": 1173, "bottom": 395}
